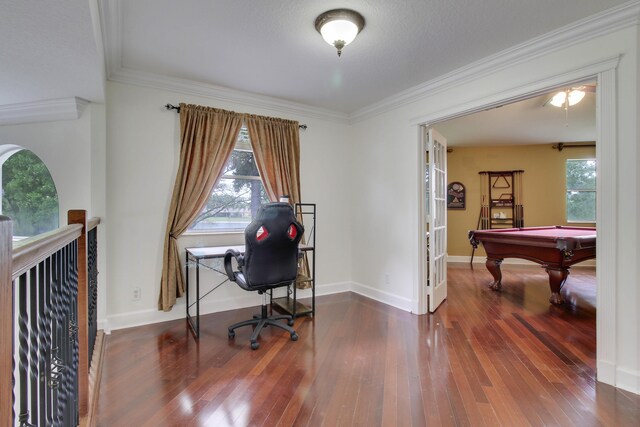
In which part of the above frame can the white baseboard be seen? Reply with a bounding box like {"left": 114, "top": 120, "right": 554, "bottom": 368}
{"left": 350, "top": 281, "right": 414, "bottom": 312}
{"left": 597, "top": 361, "right": 640, "bottom": 396}
{"left": 597, "top": 359, "right": 617, "bottom": 386}
{"left": 97, "top": 319, "right": 111, "bottom": 334}
{"left": 106, "top": 305, "right": 189, "bottom": 331}
{"left": 447, "top": 255, "right": 596, "bottom": 267}
{"left": 316, "top": 281, "right": 352, "bottom": 296}
{"left": 106, "top": 281, "right": 355, "bottom": 331}
{"left": 103, "top": 257, "right": 599, "bottom": 332}
{"left": 616, "top": 367, "right": 640, "bottom": 395}
{"left": 106, "top": 293, "right": 259, "bottom": 331}
{"left": 447, "top": 255, "right": 539, "bottom": 265}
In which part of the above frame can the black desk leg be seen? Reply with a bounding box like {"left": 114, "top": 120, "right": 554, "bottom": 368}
{"left": 185, "top": 253, "right": 200, "bottom": 339}
{"left": 186, "top": 251, "right": 189, "bottom": 332}
{"left": 195, "top": 261, "right": 200, "bottom": 338}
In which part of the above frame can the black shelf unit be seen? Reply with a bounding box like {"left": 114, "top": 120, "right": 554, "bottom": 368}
{"left": 271, "top": 203, "right": 316, "bottom": 318}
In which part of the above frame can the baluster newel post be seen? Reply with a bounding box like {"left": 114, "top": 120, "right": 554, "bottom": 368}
{"left": 68, "top": 210, "right": 89, "bottom": 416}
{"left": 0, "top": 216, "right": 13, "bottom": 427}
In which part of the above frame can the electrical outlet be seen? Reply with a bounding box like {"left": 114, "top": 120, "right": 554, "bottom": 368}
{"left": 132, "top": 287, "right": 141, "bottom": 301}
{"left": 384, "top": 274, "right": 390, "bottom": 285}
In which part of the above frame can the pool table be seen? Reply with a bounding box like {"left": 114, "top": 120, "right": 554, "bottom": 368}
{"left": 468, "top": 226, "right": 596, "bottom": 305}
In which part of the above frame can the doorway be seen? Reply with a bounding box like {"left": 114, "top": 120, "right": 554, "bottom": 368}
{"left": 415, "top": 63, "right": 618, "bottom": 386}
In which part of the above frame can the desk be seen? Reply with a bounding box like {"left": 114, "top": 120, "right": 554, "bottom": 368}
{"left": 185, "top": 244, "right": 313, "bottom": 339}
{"left": 468, "top": 226, "right": 596, "bottom": 305}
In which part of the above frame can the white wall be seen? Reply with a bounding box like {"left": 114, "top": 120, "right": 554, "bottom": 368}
{"left": 104, "top": 81, "right": 353, "bottom": 329}
{"left": 89, "top": 102, "right": 109, "bottom": 329}
{"left": 0, "top": 111, "right": 93, "bottom": 224}
{"left": 346, "top": 107, "right": 420, "bottom": 311}
{"left": 349, "top": 26, "right": 639, "bottom": 393}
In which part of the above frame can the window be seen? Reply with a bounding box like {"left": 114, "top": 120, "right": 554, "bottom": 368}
{"left": 1, "top": 147, "right": 59, "bottom": 239}
{"left": 566, "top": 159, "right": 596, "bottom": 222}
{"left": 188, "top": 127, "right": 269, "bottom": 232}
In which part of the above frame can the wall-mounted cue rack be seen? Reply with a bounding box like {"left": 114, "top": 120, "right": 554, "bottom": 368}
{"left": 477, "top": 170, "right": 525, "bottom": 229}
{"left": 471, "top": 170, "right": 525, "bottom": 263}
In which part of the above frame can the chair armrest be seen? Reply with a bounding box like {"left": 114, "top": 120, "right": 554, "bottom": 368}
{"left": 224, "top": 249, "right": 244, "bottom": 282}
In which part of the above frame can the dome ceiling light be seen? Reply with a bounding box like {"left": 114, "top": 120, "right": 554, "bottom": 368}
{"left": 314, "top": 9, "right": 365, "bottom": 57}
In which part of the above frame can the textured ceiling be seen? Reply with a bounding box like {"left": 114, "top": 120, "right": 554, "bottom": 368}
{"left": 112, "top": 0, "right": 625, "bottom": 113}
{"left": 0, "top": 0, "right": 624, "bottom": 144}
{"left": 0, "top": 0, "right": 104, "bottom": 106}
{"left": 434, "top": 90, "right": 596, "bottom": 146}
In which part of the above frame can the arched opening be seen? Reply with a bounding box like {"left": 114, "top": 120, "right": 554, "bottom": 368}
{"left": 0, "top": 145, "right": 59, "bottom": 240}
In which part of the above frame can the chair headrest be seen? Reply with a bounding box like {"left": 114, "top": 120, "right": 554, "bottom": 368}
{"left": 242, "top": 202, "right": 304, "bottom": 287}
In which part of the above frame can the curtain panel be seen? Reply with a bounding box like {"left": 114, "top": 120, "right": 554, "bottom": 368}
{"left": 246, "top": 115, "right": 310, "bottom": 288}
{"left": 159, "top": 104, "right": 243, "bottom": 311}
{"left": 245, "top": 115, "right": 302, "bottom": 205}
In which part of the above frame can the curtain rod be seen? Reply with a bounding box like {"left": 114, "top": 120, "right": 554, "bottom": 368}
{"left": 478, "top": 170, "right": 525, "bottom": 174}
{"left": 552, "top": 142, "right": 595, "bottom": 151}
{"left": 164, "top": 104, "right": 307, "bottom": 130}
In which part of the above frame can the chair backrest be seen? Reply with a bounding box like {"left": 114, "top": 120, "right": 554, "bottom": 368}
{"left": 242, "top": 202, "right": 304, "bottom": 288}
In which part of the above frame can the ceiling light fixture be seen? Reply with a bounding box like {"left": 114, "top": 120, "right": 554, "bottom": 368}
{"left": 315, "top": 9, "right": 365, "bottom": 57}
{"left": 547, "top": 87, "right": 589, "bottom": 127}
{"left": 549, "top": 89, "right": 586, "bottom": 107}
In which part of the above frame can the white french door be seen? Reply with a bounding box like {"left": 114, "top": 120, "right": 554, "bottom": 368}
{"left": 420, "top": 127, "right": 448, "bottom": 313}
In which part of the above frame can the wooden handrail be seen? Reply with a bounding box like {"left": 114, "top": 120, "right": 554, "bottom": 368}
{"left": 11, "top": 223, "right": 82, "bottom": 279}
{"left": 87, "top": 217, "right": 101, "bottom": 232}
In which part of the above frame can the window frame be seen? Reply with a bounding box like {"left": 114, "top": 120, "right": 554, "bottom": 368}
{"left": 566, "top": 158, "right": 596, "bottom": 224}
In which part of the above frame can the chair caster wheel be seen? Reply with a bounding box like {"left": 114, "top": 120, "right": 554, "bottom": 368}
{"left": 228, "top": 330, "right": 235, "bottom": 339}
{"left": 291, "top": 333, "right": 298, "bottom": 341}
{"left": 251, "top": 341, "right": 260, "bottom": 350}
{"left": 288, "top": 318, "right": 294, "bottom": 326}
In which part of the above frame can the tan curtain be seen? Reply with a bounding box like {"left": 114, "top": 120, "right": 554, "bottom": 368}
{"left": 159, "top": 104, "right": 244, "bottom": 311}
{"left": 245, "top": 114, "right": 311, "bottom": 288}
{"left": 245, "top": 115, "right": 301, "bottom": 204}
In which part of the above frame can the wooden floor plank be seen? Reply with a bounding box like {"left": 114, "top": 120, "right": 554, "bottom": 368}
{"left": 96, "top": 264, "right": 640, "bottom": 426}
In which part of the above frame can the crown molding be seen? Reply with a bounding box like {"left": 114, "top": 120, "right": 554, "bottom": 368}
{"left": 108, "top": 67, "right": 350, "bottom": 124}
{"left": 0, "top": 97, "right": 90, "bottom": 126}
{"left": 350, "top": 0, "right": 640, "bottom": 122}
{"left": 409, "top": 54, "right": 621, "bottom": 126}
{"left": 99, "top": 0, "right": 348, "bottom": 124}
{"left": 98, "top": 0, "right": 121, "bottom": 82}
{"left": 99, "top": 0, "right": 639, "bottom": 124}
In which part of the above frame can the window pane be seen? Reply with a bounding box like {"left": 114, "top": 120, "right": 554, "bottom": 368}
{"left": 2, "top": 149, "right": 59, "bottom": 238}
{"left": 189, "top": 127, "right": 270, "bottom": 232}
{"left": 567, "top": 191, "right": 596, "bottom": 222}
{"left": 223, "top": 149, "right": 260, "bottom": 177}
{"left": 566, "top": 159, "right": 596, "bottom": 190}
{"left": 189, "top": 177, "right": 269, "bottom": 231}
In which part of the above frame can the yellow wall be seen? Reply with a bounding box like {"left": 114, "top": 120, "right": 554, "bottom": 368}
{"left": 446, "top": 143, "right": 595, "bottom": 256}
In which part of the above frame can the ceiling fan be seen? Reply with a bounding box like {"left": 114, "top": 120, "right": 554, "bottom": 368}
{"left": 546, "top": 84, "right": 596, "bottom": 108}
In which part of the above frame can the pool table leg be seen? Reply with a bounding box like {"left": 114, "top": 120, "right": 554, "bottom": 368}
{"left": 485, "top": 258, "right": 503, "bottom": 291}
{"left": 545, "top": 267, "right": 569, "bottom": 305}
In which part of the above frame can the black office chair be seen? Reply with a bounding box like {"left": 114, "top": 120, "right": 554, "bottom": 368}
{"left": 224, "top": 202, "right": 304, "bottom": 350}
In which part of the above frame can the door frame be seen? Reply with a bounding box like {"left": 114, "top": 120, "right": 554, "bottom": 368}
{"left": 414, "top": 56, "right": 619, "bottom": 386}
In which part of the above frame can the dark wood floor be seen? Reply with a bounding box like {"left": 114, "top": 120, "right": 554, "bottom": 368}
{"left": 96, "top": 263, "right": 640, "bottom": 426}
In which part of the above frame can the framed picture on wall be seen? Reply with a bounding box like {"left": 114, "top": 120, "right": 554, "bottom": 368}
{"left": 447, "top": 182, "right": 466, "bottom": 209}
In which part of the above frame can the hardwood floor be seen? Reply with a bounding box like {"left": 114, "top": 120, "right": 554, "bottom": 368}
{"left": 96, "top": 263, "right": 640, "bottom": 426}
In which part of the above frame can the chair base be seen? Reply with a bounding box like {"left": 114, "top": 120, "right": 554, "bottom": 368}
{"left": 228, "top": 304, "right": 298, "bottom": 350}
